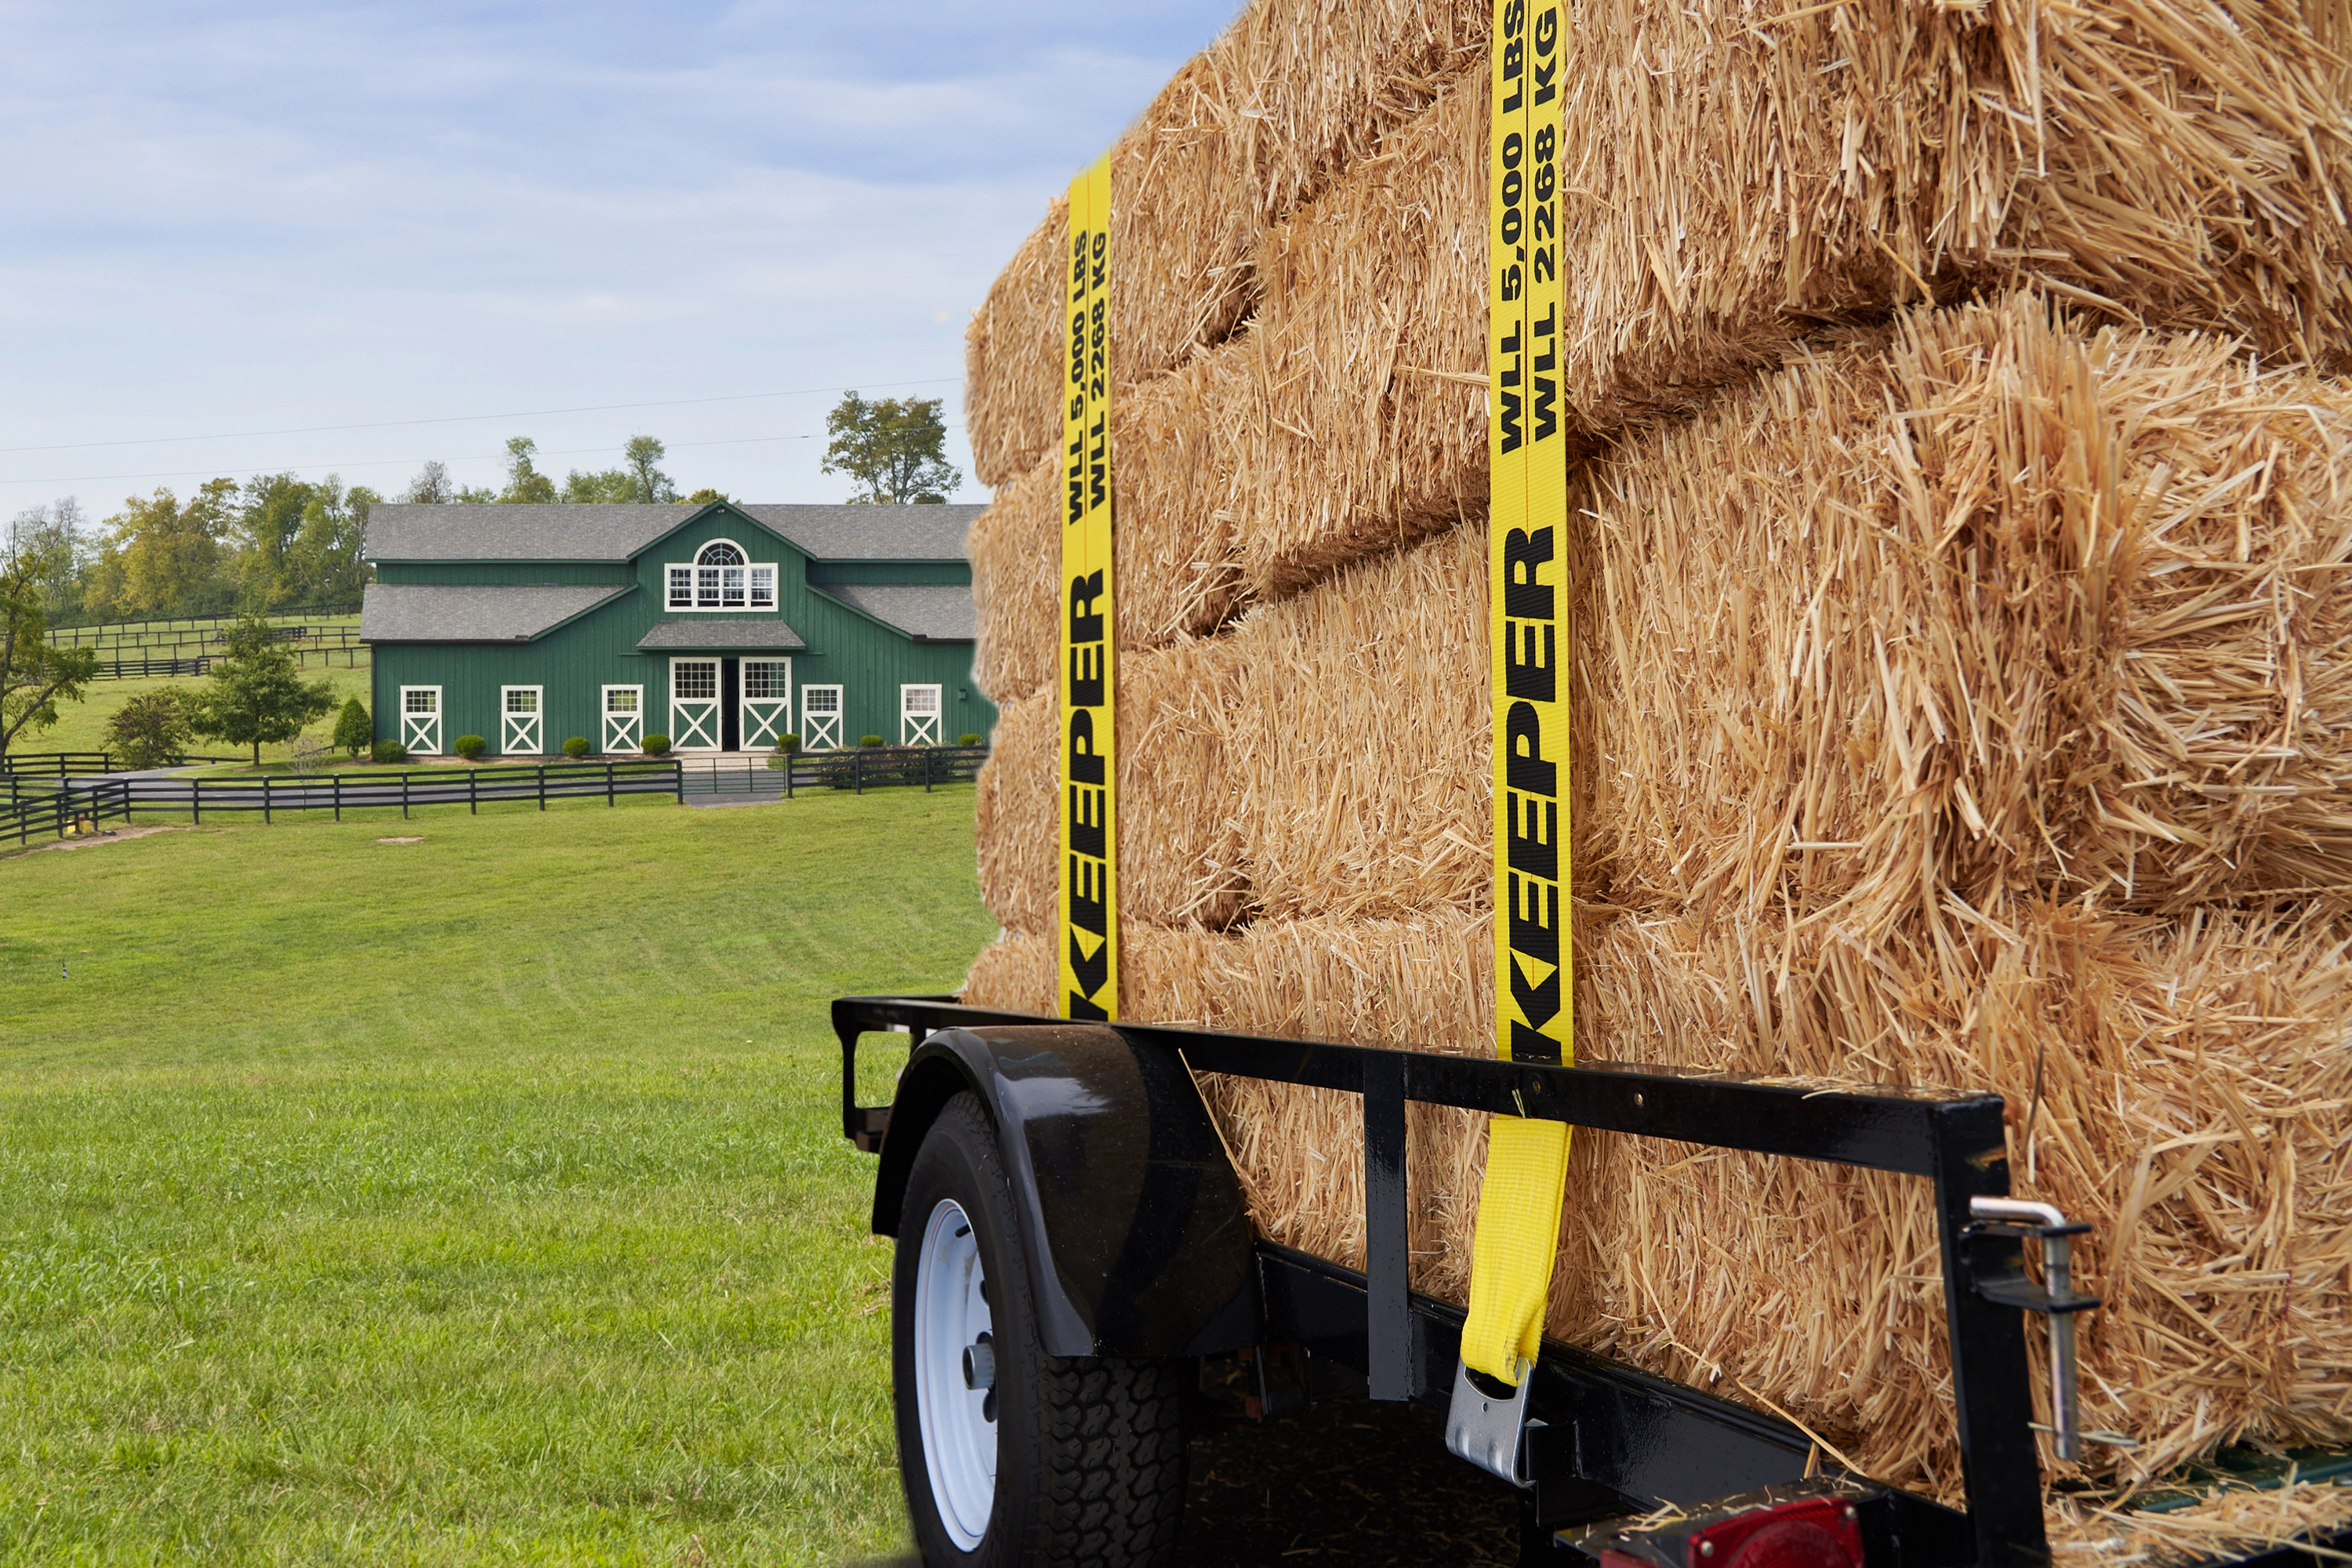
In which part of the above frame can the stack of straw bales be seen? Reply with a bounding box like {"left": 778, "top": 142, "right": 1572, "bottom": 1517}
{"left": 959, "top": 0, "right": 2352, "bottom": 1526}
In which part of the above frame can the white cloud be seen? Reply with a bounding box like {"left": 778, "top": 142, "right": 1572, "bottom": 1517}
{"left": 0, "top": 0, "right": 1240, "bottom": 514}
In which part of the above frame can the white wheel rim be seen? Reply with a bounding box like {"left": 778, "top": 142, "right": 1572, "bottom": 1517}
{"left": 915, "top": 1198, "right": 996, "bottom": 1549}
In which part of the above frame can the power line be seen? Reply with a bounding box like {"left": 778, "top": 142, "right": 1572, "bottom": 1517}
{"left": 0, "top": 424, "right": 964, "bottom": 491}
{"left": 0, "top": 376, "right": 963, "bottom": 456}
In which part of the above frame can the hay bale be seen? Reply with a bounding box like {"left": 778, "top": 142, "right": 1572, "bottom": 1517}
{"left": 972, "top": 0, "right": 2352, "bottom": 612}
{"left": 960, "top": 0, "right": 1486, "bottom": 488}
{"left": 1588, "top": 296, "right": 2352, "bottom": 929}
{"left": 972, "top": 644, "right": 1248, "bottom": 935}
{"left": 967, "top": 454, "right": 1058, "bottom": 705}
{"left": 1123, "top": 903, "right": 2352, "bottom": 1497}
{"left": 987, "top": 298, "right": 2352, "bottom": 928}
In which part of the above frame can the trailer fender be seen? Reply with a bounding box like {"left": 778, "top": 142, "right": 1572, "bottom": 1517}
{"left": 871, "top": 1023, "right": 1261, "bottom": 1359}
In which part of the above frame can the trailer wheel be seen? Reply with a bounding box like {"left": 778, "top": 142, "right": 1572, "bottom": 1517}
{"left": 894, "top": 1092, "right": 1187, "bottom": 1566}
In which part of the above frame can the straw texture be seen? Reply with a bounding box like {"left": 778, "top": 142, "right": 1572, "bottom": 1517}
{"left": 960, "top": 0, "right": 1486, "bottom": 488}
{"left": 967, "top": 454, "right": 1059, "bottom": 706}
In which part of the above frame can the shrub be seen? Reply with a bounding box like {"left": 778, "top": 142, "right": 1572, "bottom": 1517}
{"left": 100, "top": 691, "right": 196, "bottom": 770}
{"left": 453, "top": 734, "right": 487, "bottom": 760}
{"left": 779, "top": 732, "right": 801, "bottom": 753}
{"left": 371, "top": 739, "right": 409, "bottom": 765}
{"left": 563, "top": 736, "right": 591, "bottom": 759}
{"left": 641, "top": 733, "right": 671, "bottom": 757}
{"left": 332, "top": 696, "right": 372, "bottom": 758}
{"left": 958, "top": 732, "right": 982, "bottom": 747}
{"left": 859, "top": 735, "right": 884, "bottom": 748}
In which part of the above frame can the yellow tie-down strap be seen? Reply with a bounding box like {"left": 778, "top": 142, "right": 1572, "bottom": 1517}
{"left": 1461, "top": 0, "right": 1573, "bottom": 1388}
{"left": 1059, "top": 153, "right": 1118, "bottom": 1023}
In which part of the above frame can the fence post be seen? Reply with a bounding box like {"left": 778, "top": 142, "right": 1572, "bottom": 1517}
{"left": 334, "top": 773, "right": 342, "bottom": 822}
{"left": 402, "top": 773, "right": 410, "bottom": 821}
{"left": 470, "top": 768, "right": 477, "bottom": 815}
{"left": 263, "top": 776, "right": 272, "bottom": 826}
{"left": 607, "top": 760, "right": 615, "bottom": 807}
{"left": 924, "top": 747, "right": 934, "bottom": 793}
{"left": 538, "top": 764, "right": 546, "bottom": 811}
{"left": 856, "top": 750, "right": 865, "bottom": 794}
{"left": 194, "top": 779, "right": 202, "bottom": 826}
{"left": 672, "top": 760, "right": 683, "bottom": 805}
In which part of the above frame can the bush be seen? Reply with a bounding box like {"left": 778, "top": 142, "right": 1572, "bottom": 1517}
{"left": 779, "top": 732, "right": 801, "bottom": 753}
{"left": 641, "top": 733, "right": 671, "bottom": 757}
{"left": 453, "top": 734, "right": 487, "bottom": 760}
{"left": 562, "top": 736, "right": 591, "bottom": 759}
{"left": 859, "top": 735, "right": 885, "bottom": 748}
{"left": 958, "top": 732, "right": 982, "bottom": 747}
{"left": 100, "top": 691, "right": 196, "bottom": 770}
{"left": 371, "top": 739, "right": 409, "bottom": 765}
{"left": 332, "top": 697, "right": 372, "bottom": 759}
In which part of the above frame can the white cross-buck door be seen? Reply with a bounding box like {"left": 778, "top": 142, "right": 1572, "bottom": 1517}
{"left": 742, "top": 659, "right": 792, "bottom": 750}
{"left": 603, "top": 686, "right": 642, "bottom": 753}
{"left": 901, "top": 684, "right": 942, "bottom": 746}
{"left": 501, "top": 686, "right": 543, "bottom": 755}
{"left": 801, "top": 684, "right": 843, "bottom": 750}
{"left": 400, "top": 686, "right": 442, "bottom": 754}
{"left": 670, "top": 659, "right": 722, "bottom": 751}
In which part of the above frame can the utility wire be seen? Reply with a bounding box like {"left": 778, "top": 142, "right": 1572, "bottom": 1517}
{"left": 0, "top": 376, "right": 962, "bottom": 456}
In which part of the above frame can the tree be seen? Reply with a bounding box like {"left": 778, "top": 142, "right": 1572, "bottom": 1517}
{"left": 188, "top": 615, "right": 336, "bottom": 765}
{"left": 822, "top": 393, "right": 961, "bottom": 504}
{"left": 404, "top": 460, "right": 456, "bottom": 503}
{"left": 285, "top": 478, "right": 375, "bottom": 604}
{"left": 561, "top": 436, "right": 678, "bottom": 503}
{"left": 96, "top": 480, "right": 238, "bottom": 619}
{"left": 499, "top": 437, "right": 557, "bottom": 504}
{"left": 7, "top": 499, "right": 89, "bottom": 619}
{"left": 0, "top": 550, "right": 98, "bottom": 760}
{"left": 332, "top": 695, "right": 372, "bottom": 758}
{"left": 100, "top": 691, "right": 196, "bottom": 770}
{"left": 684, "top": 487, "right": 728, "bottom": 506}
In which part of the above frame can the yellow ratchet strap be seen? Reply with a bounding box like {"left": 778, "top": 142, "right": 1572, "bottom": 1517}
{"left": 1059, "top": 153, "right": 1118, "bottom": 1022}
{"left": 1461, "top": 0, "right": 1573, "bottom": 1388}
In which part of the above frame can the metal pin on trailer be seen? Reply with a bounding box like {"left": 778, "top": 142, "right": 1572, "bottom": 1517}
{"left": 1965, "top": 1197, "right": 2100, "bottom": 1462}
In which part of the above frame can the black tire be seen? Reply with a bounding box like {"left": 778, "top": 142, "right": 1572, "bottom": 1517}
{"left": 894, "top": 1092, "right": 1188, "bottom": 1567}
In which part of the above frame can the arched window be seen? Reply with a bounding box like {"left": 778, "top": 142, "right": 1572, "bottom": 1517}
{"left": 665, "top": 537, "right": 776, "bottom": 610}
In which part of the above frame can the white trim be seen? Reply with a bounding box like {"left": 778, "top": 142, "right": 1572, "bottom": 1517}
{"left": 601, "top": 684, "right": 644, "bottom": 754}
{"left": 900, "top": 683, "right": 942, "bottom": 746}
{"left": 741, "top": 657, "right": 793, "bottom": 750}
{"left": 399, "top": 685, "right": 442, "bottom": 754}
{"left": 499, "top": 684, "right": 544, "bottom": 755}
{"left": 800, "top": 684, "right": 844, "bottom": 750}
{"left": 662, "top": 538, "right": 778, "bottom": 612}
{"left": 669, "top": 658, "right": 722, "bottom": 752}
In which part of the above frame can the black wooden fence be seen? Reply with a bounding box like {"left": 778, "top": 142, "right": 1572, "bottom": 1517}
{"left": 2, "top": 751, "right": 243, "bottom": 780}
{"left": 683, "top": 744, "right": 988, "bottom": 800}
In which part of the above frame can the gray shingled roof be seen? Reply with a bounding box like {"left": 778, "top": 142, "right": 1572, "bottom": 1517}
{"left": 361, "top": 583, "right": 626, "bottom": 641}
{"left": 740, "top": 504, "right": 979, "bottom": 561}
{"left": 818, "top": 583, "right": 978, "bottom": 641}
{"left": 365, "top": 502, "right": 982, "bottom": 564}
{"left": 636, "top": 620, "right": 808, "bottom": 651}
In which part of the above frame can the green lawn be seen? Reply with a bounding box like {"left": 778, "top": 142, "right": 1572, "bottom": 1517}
{"left": 0, "top": 788, "right": 994, "bottom": 1564}
{"left": 26, "top": 659, "right": 374, "bottom": 768}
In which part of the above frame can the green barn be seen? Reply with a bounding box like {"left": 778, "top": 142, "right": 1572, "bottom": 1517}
{"left": 359, "top": 502, "right": 993, "bottom": 757}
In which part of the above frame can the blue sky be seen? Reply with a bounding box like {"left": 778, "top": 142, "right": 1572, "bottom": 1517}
{"left": 0, "top": 1, "right": 1240, "bottom": 519}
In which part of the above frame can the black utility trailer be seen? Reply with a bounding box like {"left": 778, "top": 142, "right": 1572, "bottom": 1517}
{"left": 836, "top": 995, "right": 2350, "bottom": 1568}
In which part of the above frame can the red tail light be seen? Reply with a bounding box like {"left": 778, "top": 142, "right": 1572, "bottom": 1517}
{"left": 1685, "top": 1497, "right": 1863, "bottom": 1568}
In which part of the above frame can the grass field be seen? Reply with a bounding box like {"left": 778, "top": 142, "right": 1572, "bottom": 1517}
{"left": 0, "top": 788, "right": 994, "bottom": 1564}
{"left": 25, "top": 660, "right": 374, "bottom": 768}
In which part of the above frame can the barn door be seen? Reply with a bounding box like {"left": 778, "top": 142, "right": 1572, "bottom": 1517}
{"left": 900, "top": 684, "right": 942, "bottom": 746}
{"left": 670, "top": 659, "right": 722, "bottom": 751}
{"left": 501, "top": 686, "right": 543, "bottom": 755}
{"left": 400, "top": 686, "right": 442, "bottom": 754}
{"left": 742, "top": 659, "right": 792, "bottom": 750}
{"left": 603, "top": 686, "right": 642, "bottom": 753}
{"left": 800, "top": 684, "right": 843, "bottom": 750}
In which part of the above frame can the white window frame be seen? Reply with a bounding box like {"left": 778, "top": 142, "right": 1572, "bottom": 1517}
{"left": 660, "top": 539, "right": 779, "bottom": 612}
{"left": 800, "top": 684, "right": 844, "bottom": 750}
{"left": 899, "top": 683, "right": 942, "bottom": 746}
{"left": 741, "top": 657, "right": 793, "bottom": 751}
{"left": 602, "top": 685, "right": 643, "bottom": 754}
{"left": 669, "top": 658, "right": 723, "bottom": 752}
{"left": 500, "top": 684, "right": 544, "bottom": 756}
{"left": 399, "top": 685, "right": 442, "bottom": 755}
